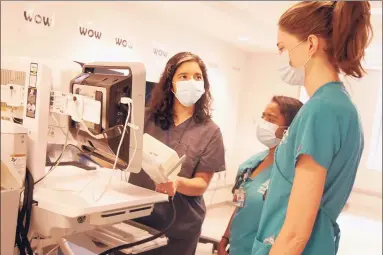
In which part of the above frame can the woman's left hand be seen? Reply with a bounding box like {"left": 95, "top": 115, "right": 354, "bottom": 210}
{"left": 155, "top": 179, "right": 178, "bottom": 196}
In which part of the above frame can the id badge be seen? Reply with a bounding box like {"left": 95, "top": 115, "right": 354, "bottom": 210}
{"left": 233, "top": 188, "right": 246, "bottom": 208}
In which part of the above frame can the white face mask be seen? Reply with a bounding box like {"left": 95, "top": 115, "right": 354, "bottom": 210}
{"left": 278, "top": 42, "right": 311, "bottom": 86}
{"left": 173, "top": 79, "right": 205, "bottom": 107}
{"left": 256, "top": 118, "right": 283, "bottom": 148}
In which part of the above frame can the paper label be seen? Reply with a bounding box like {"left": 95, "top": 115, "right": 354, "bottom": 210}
{"left": 10, "top": 154, "right": 26, "bottom": 177}
{"left": 83, "top": 97, "right": 101, "bottom": 124}
{"left": 50, "top": 90, "right": 69, "bottom": 114}
{"left": 29, "top": 63, "right": 38, "bottom": 88}
{"left": 26, "top": 87, "right": 37, "bottom": 118}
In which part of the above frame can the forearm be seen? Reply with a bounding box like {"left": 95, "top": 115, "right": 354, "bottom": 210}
{"left": 269, "top": 206, "right": 316, "bottom": 255}
{"left": 269, "top": 228, "right": 307, "bottom": 255}
{"left": 219, "top": 208, "right": 237, "bottom": 253}
{"left": 270, "top": 155, "right": 326, "bottom": 255}
{"left": 176, "top": 176, "right": 209, "bottom": 196}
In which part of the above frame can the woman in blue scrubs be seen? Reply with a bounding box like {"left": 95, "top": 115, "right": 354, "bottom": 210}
{"left": 218, "top": 96, "right": 303, "bottom": 255}
{"left": 251, "top": 2, "right": 372, "bottom": 255}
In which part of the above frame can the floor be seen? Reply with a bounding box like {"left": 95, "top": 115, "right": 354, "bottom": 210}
{"left": 196, "top": 204, "right": 382, "bottom": 255}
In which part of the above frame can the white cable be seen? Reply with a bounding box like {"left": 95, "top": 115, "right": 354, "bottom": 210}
{"left": 79, "top": 120, "right": 104, "bottom": 139}
{"left": 92, "top": 101, "right": 131, "bottom": 201}
{"left": 37, "top": 124, "right": 69, "bottom": 185}
{"left": 37, "top": 128, "right": 94, "bottom": 194}
{"left": 45, "top": 173, "right": 98, "bottom": 193}
{"left": 46, "top": 245, "right": 59, "bottom": 255}
{"left": 124, "top": 100, "right": 138, "bottom": 182}
{"left": 51, "top": 114, "right": 67, "bottom": 137}
{"left": 40, "top": 114, "right": 91, "bottom": 193}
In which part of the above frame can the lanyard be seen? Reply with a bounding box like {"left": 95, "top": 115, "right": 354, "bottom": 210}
{"left": 232, "top": 168, "right": 252, "bottom": 193}
{"left": 241, "top": 169, "right": 251, "bottom": 187}
{"left": 166, "top": 119, "right": 192, "bottom": 150}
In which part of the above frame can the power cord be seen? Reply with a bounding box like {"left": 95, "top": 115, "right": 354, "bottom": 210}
{"left": 51, "top": 114, "right": 68, "bottom": 137}
{"left": 98, "top": 196, "right": 176, "bottom": 255}
{"left": 46, "top": 245, "right": 59, "bottom": 255}
{"left": 92, "top": 98, "right": 132, "bottom": 201}
{"left": 34, "top": 120, "right": 70, "bottom": 185}
{"left": 119, "top": 100, "right": 138, "bottom": 182}
{"left": 92, "top": 96, "right": 138, "bottom": 201}
{"left": 35, "top": 144, "right": 83, "bottom": 185}
{"left": 15, "top": 121, "right": 81, "bottom": 253}
{"left": 15, "top": 168, "right": 34, "bottom": 255}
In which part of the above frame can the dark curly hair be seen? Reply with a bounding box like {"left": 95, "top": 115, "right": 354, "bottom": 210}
{"left": 271, "top": 96, "right": 303, "bottom": 126}
{"left": 148, "top": 52, "right": 213, "bottom": 130}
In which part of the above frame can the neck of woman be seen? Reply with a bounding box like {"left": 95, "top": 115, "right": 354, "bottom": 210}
{"left": 304, "top": 60, "right": 341, "bottom": 97}
{"left": 173, "top": 99, "right": 195, "bottom": 126}
{"left": 268, "top": 147, "right": 276, "bottom": 159}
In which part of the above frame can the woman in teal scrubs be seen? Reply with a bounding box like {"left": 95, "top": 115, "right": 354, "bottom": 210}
{"left": 251, "top": 2, "right": 372, "bottom": 255}
{"left": 217, "top": 96, "right": 303, "bottom": 255}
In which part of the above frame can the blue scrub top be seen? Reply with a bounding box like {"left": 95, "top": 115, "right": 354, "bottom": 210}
{"left": 230, "top": 150, "right": 272, "bottom": 255}
{"left": 252, "top": 82, "right": 364, "bottom": 255}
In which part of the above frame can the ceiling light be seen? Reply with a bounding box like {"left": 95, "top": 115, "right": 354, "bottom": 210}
{"left": 238, "top": 36, "right": 249, "bottom": 41}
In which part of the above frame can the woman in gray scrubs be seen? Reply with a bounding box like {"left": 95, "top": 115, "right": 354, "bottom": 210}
{"left": 129, "top": 52, "right": 226, "bottom": 255}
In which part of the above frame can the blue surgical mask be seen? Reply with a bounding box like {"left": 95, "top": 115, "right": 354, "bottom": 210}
{"left": 278, "top": 41, "right": 311, "bottom": 86}
{"left": 256, "top": 119, "right": 282, "bottom": 148}
{"left": 173, "top": 80, "right": 205, "bottom": 107}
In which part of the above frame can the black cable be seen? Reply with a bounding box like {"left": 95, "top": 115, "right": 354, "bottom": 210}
{"left": 17, "top": 169, "right": 33, "bottom": 254}
{"left": 24, "top": 170, "right": 34, "bottom": 255}
{"left": 15, "top": 169, "right": 34, "bottom": 255}
{"left": 34, "top": 144, "right": 84, "bottom": 185}
{"left": 24, "top": 172, "right": 34, "bottom": 239}
{"left": 14, "top": 144, "right": 85, "bottom": 254}
{"left": 13, "top": 117, "right": 23, "bottom": 124}
{"left": 15, "top": 144, "right": 84, "bottom": 253}
{"left": 15, "top": 223, "right": 25, "bottom": 255}
{"left": 98, "top": 196, "right": 176, "bottom": 255}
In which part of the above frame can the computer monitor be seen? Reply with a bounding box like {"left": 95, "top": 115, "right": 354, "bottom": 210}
{"left": 69, "top": 62, "right": 146, "bottom": 174}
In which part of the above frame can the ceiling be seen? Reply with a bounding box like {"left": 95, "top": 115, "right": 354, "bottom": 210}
{"left": 127, "top": 1, "right": 382, "bottom": 54}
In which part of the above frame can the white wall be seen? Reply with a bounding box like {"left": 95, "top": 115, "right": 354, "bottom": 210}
{"left": 340, "top": 70, "right": 382, "bottom": 218}
{"left": 1, "top": 2, "right": 247, "bottom": 191}
{"left": 343, "top": 70, "right": 382, "bottom": 192}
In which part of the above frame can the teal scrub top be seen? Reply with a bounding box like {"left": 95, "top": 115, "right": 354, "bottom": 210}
{"left": 230, "top": 150, "right": 272, "bottom": 255}
{"left": 251, "top": 82, "right": 364, "bottom": 255}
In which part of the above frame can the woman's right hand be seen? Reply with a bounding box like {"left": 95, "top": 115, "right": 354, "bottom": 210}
{"left": 217, "top": 238, "right": 229, "bottom": 255}
{"left": 155, "top": 179, "right": 178, "bottom": 197}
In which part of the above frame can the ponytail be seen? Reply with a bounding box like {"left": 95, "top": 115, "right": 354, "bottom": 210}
{"left": 278, "top": 1, "right": 373, "bottom": 79}
{"left": 332, "top": 1, "right": 373, "bottom": 78}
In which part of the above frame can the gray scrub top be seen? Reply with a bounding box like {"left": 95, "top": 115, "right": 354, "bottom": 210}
{"left": 129, "top": 110, "right": 226, "bottom": 239}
